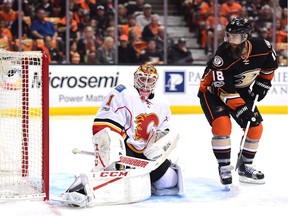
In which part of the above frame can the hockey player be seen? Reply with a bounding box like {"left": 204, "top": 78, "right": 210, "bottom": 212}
{"left": 198, "top": 17, "right": 278, "bottom": 185}
{"left": 56, "top": 63, "right": 183, "bottom": 207}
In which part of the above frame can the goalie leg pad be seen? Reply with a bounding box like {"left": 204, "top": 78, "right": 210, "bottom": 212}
{"left": 87, "top": 169, "right": 151, "bottom": 205}
{"left": 152, "top": 163, "right": 184, "bottom": 196}
{"left": 92, "top": 127, "right": 126, "bottom": 171}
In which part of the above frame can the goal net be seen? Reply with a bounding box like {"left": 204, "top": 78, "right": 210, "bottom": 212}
{"left": 0, "top": 49, "right": 49, "bottom": 200}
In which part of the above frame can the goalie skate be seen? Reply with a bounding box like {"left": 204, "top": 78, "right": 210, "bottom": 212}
{"left": 52, "top": 192, "right": 91, "bottom": 208}
{"left": 238, "top": 164, "right": 265, "bottom": 184}
{"left": 51, "top": 174, "right": 94, "bottom": 208}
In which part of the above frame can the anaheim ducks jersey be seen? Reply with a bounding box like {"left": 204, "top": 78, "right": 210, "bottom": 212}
{"left": 199, "top": 37, "right": 278, "bottom": 110}
{"left": 93, "top": 84, "right": 171, "bottom": 153}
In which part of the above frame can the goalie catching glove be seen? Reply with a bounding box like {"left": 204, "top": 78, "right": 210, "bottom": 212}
{"left": 144, "top": 129, "right": 169, "bottom": 160}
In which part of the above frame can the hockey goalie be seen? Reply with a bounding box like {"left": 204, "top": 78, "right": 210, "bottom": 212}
{"left": 54, "top": 64, "right": 183, "bottom": 207}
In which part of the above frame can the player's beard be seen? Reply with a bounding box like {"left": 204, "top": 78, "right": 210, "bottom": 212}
{"left": 227, "top": 42, "right": 246, "bottom": 59}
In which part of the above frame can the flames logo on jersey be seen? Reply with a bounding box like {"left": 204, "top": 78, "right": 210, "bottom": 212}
{"left": 134, "top": 113, "right": 159, "bottom": 141}
{"left": 234, "top": 69, "right": 260, "bottom": 88}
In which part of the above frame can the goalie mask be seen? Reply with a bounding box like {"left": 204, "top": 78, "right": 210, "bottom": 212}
{"left": 134, "top": 64, "right": 158, "bottom": 101}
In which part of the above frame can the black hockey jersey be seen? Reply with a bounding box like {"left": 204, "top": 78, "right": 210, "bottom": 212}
{"left": 199, "top": 37, "right": 279, "bottom": 110}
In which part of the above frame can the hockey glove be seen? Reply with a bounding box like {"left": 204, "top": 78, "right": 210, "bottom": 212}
{"left": 144, "top": 129, "right": 169, "bottom": 161}
{"left": 251, "top": 77, "right": 271, "bottom": 102}
{"left": 235, "top": 105, "right": 259, "bottom": 127}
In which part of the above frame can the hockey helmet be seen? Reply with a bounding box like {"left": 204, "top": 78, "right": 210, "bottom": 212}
{"left": 225, "top": 17, "right": 251, "bottom": 36}
{"left": 224, "top": 17, "right": 251, "bottom": 44}
{"left": 134, "top": 64, "right": 158, "bottom": 100}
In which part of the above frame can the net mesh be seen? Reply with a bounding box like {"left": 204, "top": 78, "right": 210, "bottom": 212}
{"left": 0, "top": 50, "right": 46, "bottom": 199}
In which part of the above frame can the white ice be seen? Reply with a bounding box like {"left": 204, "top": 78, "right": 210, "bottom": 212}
{"left": 1, "top": 114, "right": 288, "bottom": 216}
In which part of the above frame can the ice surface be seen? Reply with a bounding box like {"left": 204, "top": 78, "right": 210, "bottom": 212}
{"left": 2, "top": 114, "right": 288, "bottom": 216}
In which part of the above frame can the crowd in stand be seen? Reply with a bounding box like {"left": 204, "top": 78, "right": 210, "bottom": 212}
{"left": 180, "top": 0, "right": 288, "bottom": 65}
{"left": 0, "top": 0, "right": 286, "bottom": 65}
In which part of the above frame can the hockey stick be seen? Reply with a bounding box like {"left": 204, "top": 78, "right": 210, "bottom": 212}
{"left": 235, "top": 94, "right": 259, "bottom": 171}
{"left": 72, "top": 131, "right": 180, "bottom": 171}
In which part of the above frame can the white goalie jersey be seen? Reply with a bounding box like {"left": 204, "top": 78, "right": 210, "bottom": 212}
{"left": 93, "top": 84, "right": 171, "bottom": 152}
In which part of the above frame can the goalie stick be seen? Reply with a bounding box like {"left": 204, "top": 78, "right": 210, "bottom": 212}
{"left": 72, "top": 131, "right": 179, "bottom": 171}
{"left": 235, "top": 94, "right": 259, "bottom": 171}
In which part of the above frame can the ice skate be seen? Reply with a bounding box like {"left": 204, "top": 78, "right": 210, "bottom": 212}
{"left": 218, "top": 165, "right": 233, "bottom": 185}
{"left": 52, "top": 174, "right": 94, "bottom": 208}
{"left": 238, "top": 163, "right": 265, "bottom": 184}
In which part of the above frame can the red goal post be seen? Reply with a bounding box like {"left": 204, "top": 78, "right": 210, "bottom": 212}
{"left": 0, "top": 49, "right": 49, "bottom": 200}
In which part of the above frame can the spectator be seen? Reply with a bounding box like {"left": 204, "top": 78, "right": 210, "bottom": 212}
{"left": 277, "top": 44, "right": 288, "bottom": 66}
{"left": 121, "top": 14, "right": 142, "bottom": 39}
{"left": 141, "top": 14, "right": 161, "bottom": 42}
{"left": 36, "top": 0, "right": 54, "bottom": 17}
{"left": 118, "top": 4, "right": 128, "bottom": 26}
{"left": 0, "top": 27, "right": 11, "bottom": 50}
{"left": 245, "top": 0, "right": 265, "bottom": 20}
{"left": 155, "top": 25, "right": 174, "bottom": 54}
{"left": 196, "top": 0, "right": 216, "bottom": 49}
{"left": 259, "top": 27, "right": 272, "bottom": 41}
{"left": 43, "top": 35, "right": 63, "bottom": 64}
{"left": 220, "top": 0, "right": 243, "bottom": 20}
{"left": 94, "top": 5, "right": 109, "bottom": 34}
{"left": 77, "top": 10, "right": 92, "bottom": 35}
{"left": 139, "top": 38, "right": 164, "bottom": 64}
{"left": 118, "top": 34, "right": 130, "bottom": 63}
{"left": 255, "top": 4, "right": 273, "bottom": 31}
{"left": 0, "top": 1, "right": 17, "bottom": 28}
{"left": 124, "top": 0, "right": 145, "bottom": 16}
{"left": 104, "top": 26, "right": 115, "bottom": 38}
{"left": 136, "top": 3, "right": 154, "bottom": 30}
{"left": 127, "top": 29, "right": 142, "bottom": 63}
{"left": 11, "top": 0, "right": 34, "bottom": 17}
{"left": 205, "top": 12, "right": 228, "bottom": 54}
{"left": 88, "top": 18, "right": 104, "bottom": 47}
{"left": 248, "top": 16, "right": 261, "bottom": 38}
{"left": 77, "top": 26, "right": 97, "bottom": 63}
{"left": 118, "top": 34, "right": 139, "bottom": 64}
{"left": 105, "top": 0, "right": 115, "bottom": 17}
{"left": 30, "top": 7, "right": 58, "bottom": 40}
{"left": 57, "top": 10, "right": 80, "bottom": 41}
{"left": 168, "top": 38, "right": 193, "bottom": 64}
{"left": 10, "top": 13, "right": 31, "bottom": 39}
{"left": 128, "top": 27, "right": 147, "bottom": 56}
{"left": 0, "top": 19, "right": 12, "bottom": 41}
{"left": 280, "top": 8, "right": 287, "bottom": 32}
{"left": 276, "top": 18, "right": 288, "bottom": 43}
{"left": 70, "top": 40, "right": 81, "bottom": 64}
{"left": 73, "top": 0, "right": 97, "bottom": 18}
{"left": 95, "top": 36, "right": 116, "bottom": 64}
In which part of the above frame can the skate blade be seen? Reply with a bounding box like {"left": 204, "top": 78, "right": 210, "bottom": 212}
{"left": 239, "top": 176, "right": 265, "bottom": 184}
{"left": 223, "top": 184, "right": 232, "bottom": 191}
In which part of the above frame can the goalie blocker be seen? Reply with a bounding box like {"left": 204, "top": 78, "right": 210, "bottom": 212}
{"left": 53, "top": 128, "right": 184, "bottom": 207}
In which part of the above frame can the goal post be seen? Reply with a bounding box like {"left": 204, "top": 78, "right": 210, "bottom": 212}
{"left": 0, "top": 49, "right": 49, "bottom": 200}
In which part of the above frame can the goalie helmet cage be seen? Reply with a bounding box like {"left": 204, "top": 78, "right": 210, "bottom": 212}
{"left": 0, "top": 49, "right": 49, "bottom": 200}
